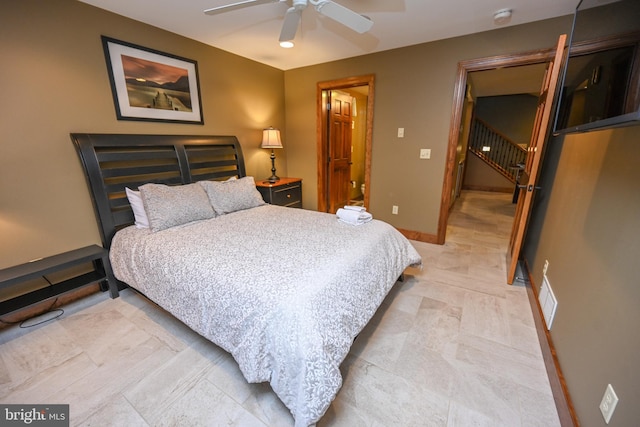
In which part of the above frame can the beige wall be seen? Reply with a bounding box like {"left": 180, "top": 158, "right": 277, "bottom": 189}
{"left": 283, "top": 17, "right": 571, "bottom": 235}
{"left": 475, "top": 94, "right": 539, "bottom": 145}
{"left": 463, "top": 154, "right": 513, "bottom": 192}
{"left": 0, "top": 0, "right": 285, "bottom": 268}
{"left": 524, "top": 127, "right": 640, "bottom": 426}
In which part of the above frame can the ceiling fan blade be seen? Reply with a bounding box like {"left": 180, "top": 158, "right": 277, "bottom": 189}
{"left": 314, "top": 1, "right": 373, "bottom": 33}
{"left": 204, "top": 0, "right": 279, "bottom": 16}
{"left": 279, "top": 7, "right": 302, "bottom": 42}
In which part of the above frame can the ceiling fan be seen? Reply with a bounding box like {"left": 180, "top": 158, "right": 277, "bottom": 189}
{"left": 204, "top": 0, "right": 373, "bottom": 46}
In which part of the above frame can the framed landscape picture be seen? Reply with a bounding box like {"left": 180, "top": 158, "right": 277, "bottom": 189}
{"left": 101, "top": 36, "right": 204, "bottom": 124}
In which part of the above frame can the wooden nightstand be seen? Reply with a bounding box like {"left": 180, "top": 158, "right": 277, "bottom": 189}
{"left": 256, "top": 177, "right": 302, "bottom": 208}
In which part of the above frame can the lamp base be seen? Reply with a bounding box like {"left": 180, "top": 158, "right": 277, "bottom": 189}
{"left": 267, "top": 149, "right": 279, "bottom": 184}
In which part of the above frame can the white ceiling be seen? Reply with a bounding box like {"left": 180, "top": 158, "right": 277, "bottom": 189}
{"left": 80, "top": 0, "right": 577, "bottom": 71}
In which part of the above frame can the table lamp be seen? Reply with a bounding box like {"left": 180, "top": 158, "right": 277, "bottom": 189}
{"left": 261, "top": 127, "right": 283, "bottom": 183}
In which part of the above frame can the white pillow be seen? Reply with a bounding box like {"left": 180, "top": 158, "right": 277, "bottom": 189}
{"left": 198, "top": 176, "right": 265, "bottom": 215}
{"left": 125, "top": 187, "right": 149, "bottom": 229}
{"left": 139, "top": 183, "right": 216, "bottom": 232}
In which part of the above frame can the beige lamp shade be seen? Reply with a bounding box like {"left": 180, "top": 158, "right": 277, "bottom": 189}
{"left": 261, "top": 127, "right": 283, "bottom": 149}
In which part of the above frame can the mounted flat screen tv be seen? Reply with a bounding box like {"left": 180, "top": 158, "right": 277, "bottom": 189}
{"left": 554, "top": 0, "right": 640, "bottom": 134}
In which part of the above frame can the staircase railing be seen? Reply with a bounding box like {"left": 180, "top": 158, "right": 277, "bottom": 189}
{"left": 468, "top": 118, "right": 527, "bottom": 183}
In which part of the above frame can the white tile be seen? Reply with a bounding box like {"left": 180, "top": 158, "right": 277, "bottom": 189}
{"left": 517, "top": 383, "right": 561, "bottom": 427}
{"left": 447, "top": 400, "right": 501, "bottom": 427}
{"left": 77, "top": 394, "right": 149, "bottom": 427}
{"left": 454, "top": 334, "right": 550, "bottom": 394}
{"left": 460, "top": 292, "right": 511, "bottom": 346}
{"left": 55, "top": 337, "right": 177, "bottom": 423}
{"left": 155, "top": 378, "right": 267, "bottom": 427}
{"left": 123, "top": 339, "right": 223, "bottom": 422}
{"left": 0, "top": 321, "right": 83, "bottom": 387}
{"left": 2, "top": 352, "right": 97, "bottom": 404}
{"left": 448, "top": 369, "right": 522, "bottom": 426}
{"left": 350, "top": 301, "right": 414, "bottom": 367}
{"left": 59, "top": 307, "right": 155, "bottom": 366}
{"left": 339, "top": 356, "right": 449, "bottom": 426}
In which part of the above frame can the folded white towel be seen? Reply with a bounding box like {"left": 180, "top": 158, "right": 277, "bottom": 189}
{"left": 343, "top": 205, "right": 366, "bottom": 212}
{"left": 336, "top": 208, "right": 373, "bottom": 225}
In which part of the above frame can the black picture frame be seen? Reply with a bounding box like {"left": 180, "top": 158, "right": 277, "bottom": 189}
{"left": 101, "top": 36, "right": 204, "bottom": 124}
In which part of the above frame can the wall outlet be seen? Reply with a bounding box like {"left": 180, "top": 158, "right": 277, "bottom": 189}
{"left": 420, "top": 148, "right": 431, "bottom": 159}
{"left": 599, "top": 384, "right": 619, "bottom": 424}
{"left": 543, "top": 259, "right": 549, "bottom": 276}
{"left": 392, "top": 205, "right": 399, "bottom": 215}
{"left": 397, "top": 127, "right": 404, "bottom": 138}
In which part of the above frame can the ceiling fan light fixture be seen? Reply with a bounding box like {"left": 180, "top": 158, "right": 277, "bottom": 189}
{"left": 279, "top": 6, "right": 300, "bottom": 47}
{"left": 205, "top": 0, "right": 374, "bottom": 46}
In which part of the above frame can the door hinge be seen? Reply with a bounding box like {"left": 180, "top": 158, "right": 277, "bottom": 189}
{"left": 327, "top": 102, "right": 331, "bottom": 111}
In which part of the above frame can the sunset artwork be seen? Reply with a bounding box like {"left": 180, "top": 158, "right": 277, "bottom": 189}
{"left": 121, "top": 55, "right": 192, "bottom": 111}
{"left": 102, "top": 36, "right": 203, "bottom": 123}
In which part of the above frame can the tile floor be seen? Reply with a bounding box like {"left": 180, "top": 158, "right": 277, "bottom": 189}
{"left": 0, "top": 191, "right": 560, "bottom": 426}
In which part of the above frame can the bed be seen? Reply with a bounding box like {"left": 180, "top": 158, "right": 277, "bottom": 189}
{"left": 71, "top": 133, "right": 421, "bottom": 426}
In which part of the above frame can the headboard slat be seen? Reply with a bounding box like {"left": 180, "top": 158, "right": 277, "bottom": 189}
{"left": 100, "top": 164, "right": 183, "bottom": 179}
{"left": 96, "top": 147, "right": 179, "bottom": 162}
{"left": 103, "top": 177, "right": 185, "bottom": 194}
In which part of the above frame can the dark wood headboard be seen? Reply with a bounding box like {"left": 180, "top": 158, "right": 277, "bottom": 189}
{"left": 71, "top": 133, "right": 246, "bottom": 248}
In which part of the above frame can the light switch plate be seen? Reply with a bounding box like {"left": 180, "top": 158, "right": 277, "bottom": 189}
{"left": 600, "top": 384, "right": 619, "bottom": 424}
{"left": 397, "top": 128, "right": 404, "bottom": 138}
{"left": 420, "top": 149, "right": 431, "bottom": 159}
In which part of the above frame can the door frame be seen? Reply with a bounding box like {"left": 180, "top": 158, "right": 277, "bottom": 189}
{"left": 317, "top": 74, "right": 375, "bottom": 212}
{"left": 437, "top": 48, "right": 560, "bottom": 244}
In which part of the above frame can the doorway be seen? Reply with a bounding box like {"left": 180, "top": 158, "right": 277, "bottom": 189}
{"left": 437, "top": 48, "right": 560, "bottom": 245}
{"left": 317, "top": 75, "right": 375, "bottom": 213}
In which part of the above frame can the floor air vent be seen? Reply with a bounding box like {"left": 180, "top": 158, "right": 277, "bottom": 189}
{"left": 539, "top": 275, "right": 558, "bottom": 329}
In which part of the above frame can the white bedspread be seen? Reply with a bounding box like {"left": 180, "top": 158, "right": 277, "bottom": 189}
{"left": 109, "top": 204, "right": 421, "bottom": 426}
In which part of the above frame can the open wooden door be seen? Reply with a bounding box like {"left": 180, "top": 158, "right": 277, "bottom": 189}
{"left": 506, "top": 34, "right": 567, "bottom": 284}
{"left": 317, "top": 75, "right": 374, "bottom": 213}
{"left": 328, "top": 91, "right": 353, "bottom": 213}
